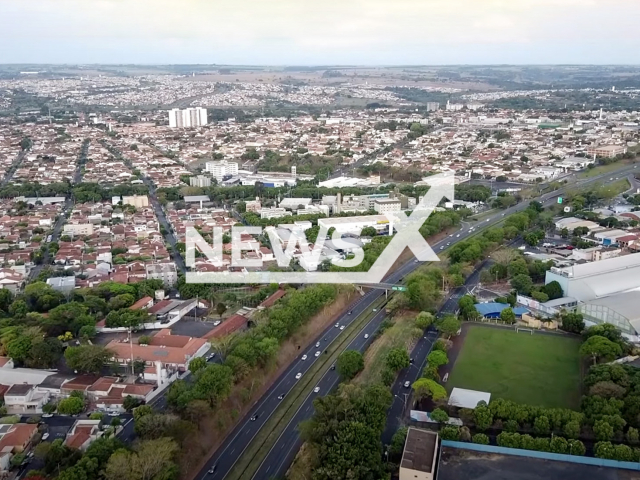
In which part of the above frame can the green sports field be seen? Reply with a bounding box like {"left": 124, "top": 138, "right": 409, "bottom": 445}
{"left": 447, "top": 325, "right": 581, "bottom": 409}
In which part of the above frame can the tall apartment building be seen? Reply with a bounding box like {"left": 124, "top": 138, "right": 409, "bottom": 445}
{"left": 205, "top": 160, "right": 239, "bottom": 181}
{"left": 168, "top": 107, "right": 208, "bottom": 128}
{"left": 190, "top": 175, "right": 212, "bottom": 188}
{"left": 425, "top": 102, "right": 440, "bottom": 112}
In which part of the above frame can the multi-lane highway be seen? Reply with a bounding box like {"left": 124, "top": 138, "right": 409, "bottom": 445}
{"left": 194, "top": 161, "right": 638, "bottom": 480}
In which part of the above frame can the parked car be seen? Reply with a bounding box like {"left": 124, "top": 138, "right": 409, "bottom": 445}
{"left": 42, "top": 433, "right": 50, "bottom": 440}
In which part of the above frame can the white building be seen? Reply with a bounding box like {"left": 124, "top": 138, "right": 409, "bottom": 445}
{"left": 318, "top": 215, "right": 392, "bottom": 234}
{"left": 259, "top": 207, "right": 291, "bottom": 220}
{"left": 63, "top": 223, "right": 94, "bottom": 236}
{"left": 374, "top": 198, "right": 402, "bottom": 214}
{"left": 190, "top": 175, "right": 212, "bottom": 188}
{"left": 205, "top": 160, "right": 239, "bottom": 181}
{"left": 146, "top": 263, "right": 178, "bottom": 287}
{"left": 168, "top": 107, "right": 208, "bottom": 128}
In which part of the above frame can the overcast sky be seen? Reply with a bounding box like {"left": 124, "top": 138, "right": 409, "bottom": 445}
{"left": 2, "top": 0, "right": 640, "bottom": 65}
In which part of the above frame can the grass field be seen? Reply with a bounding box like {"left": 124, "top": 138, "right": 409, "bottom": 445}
{"left": 447, "top": 326, "right": 581, "bottom": 409}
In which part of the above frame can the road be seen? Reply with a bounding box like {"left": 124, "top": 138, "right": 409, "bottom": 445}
{"left": 193, "top": 159, "right": 640, "bottom": 480}
{"left": 28, "top": 139, "right": 90, "bottom": 281}
{"left": 1, "top": 150, "right": 26, "bottom": 187}
{"left": 196, "top": 162, "right": 639, "bottom": 480}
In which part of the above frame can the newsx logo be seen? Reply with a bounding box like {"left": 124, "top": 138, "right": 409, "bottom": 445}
{"left": 184, "top": 172, "right": 454, "bottom": 284}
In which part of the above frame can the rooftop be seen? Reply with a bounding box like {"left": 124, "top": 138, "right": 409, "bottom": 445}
{"left": 401, "top": 428, "right": 437, "bottom": 474}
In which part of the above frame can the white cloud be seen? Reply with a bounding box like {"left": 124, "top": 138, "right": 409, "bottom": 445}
{"left": 1, "top": 0, "right": 639, "bottom": 64}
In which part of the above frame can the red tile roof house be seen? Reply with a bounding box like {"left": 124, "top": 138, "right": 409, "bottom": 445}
{"left": 64, "top": 420, "right": 102, "bottom": 451}
{"left": 0, "top": 423, "right": 38, "bottom": 470}
{"left": 106, "top": 329, "right": 209, "bottom": 373}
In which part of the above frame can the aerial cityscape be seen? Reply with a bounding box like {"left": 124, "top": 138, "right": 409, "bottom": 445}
{"left": 2, "top": 1, "right": 640, "bottom": 480}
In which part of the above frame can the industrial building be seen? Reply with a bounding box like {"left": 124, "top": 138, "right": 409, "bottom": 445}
{"left": 544, "top": 252, "right": 640, "bottom": 302}
{"left": 400, "top": 428, "right": 438, "bottom": 480}
{"left": 578, "top": 291, "right": 640, "bottom": 336}
{"left": 317, "top": 214, "right": 392, "bottom": 234}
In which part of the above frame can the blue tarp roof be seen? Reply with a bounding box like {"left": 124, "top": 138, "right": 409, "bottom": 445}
{"left": 474, "top": 302, "right": 529, "bottom": 317}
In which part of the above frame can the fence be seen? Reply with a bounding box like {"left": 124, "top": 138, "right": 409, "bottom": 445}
{"left": 441, "top": 440, "right": 640, "bottom": 472}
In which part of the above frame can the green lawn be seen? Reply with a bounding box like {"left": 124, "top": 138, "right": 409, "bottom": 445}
{"left": 447, "top": 326, "right": 581, "bottom": 409}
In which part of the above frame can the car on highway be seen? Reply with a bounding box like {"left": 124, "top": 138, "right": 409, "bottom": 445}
{"left": 208, "top": 465, "right": 217, "bottom": 474}
{"left": 301, "top": 354, "right": 308, "bottom": 360}
{"left": 404, "top": 381, "right": 411, "bottom": 388}
{"left": 456, "top": 234, "right": 460, "bottom": 237}
{"left": 440, "top": 246, "right": 444, "bottom": 250}
{"left": 316, "top": 342, "right": 320, "bottom": 348}
{"left": 313, "top": 387, "right": 320, "bottom": 393}
{"left": 486, "top": 219, "right": 490, "bottom": 222}
{"left": 315, "top": 351, "right": 321, "bottom": 357}
{"left": 348, "top": 311, "right": 352, "bottom": 315}
{"left": 446, "top": 242, "right": 450, "bottom": 246}
{"left": 250, "top": 414, "right": 259, "bottom": 421}
{"left": 295, "top": 373, "right": 302, "bottom": 379}
{"left": 364, "top": 333, "right": 369, "bottom": 339}
{"left": 340, "top": 325, "right": 345, "bottom": 330}
{"left": 335, "top": 323, "right": 340, "bottom": 328}
{"left": 278, "top": 393, "right": 285, "bottom": 400}
{"left": 330, "top": 364, "right": 336, "bottom": 370}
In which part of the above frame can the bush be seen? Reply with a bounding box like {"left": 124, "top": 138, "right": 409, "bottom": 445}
{"left": 57, "top": 397, "right": 84, "bottom": 415}
{"left": 431, "top": 408, "right": 449, "bottom": 423}
{"left": 472, "top": 433, "right": 489, "bottom": 445}
{"left": 138, "top": 335, "right": 152, "bottom": 345}
{"left": 459, "top": 426, "right": 472, "bottom": 442}
{"left": 439, "top": 426, "right": 460, "bottom": 441}
{"left": 568, "top": 439, "right": 586, "bottom": 456}
{"left": 0, "top": 415, "right": 20, "bottom": 424}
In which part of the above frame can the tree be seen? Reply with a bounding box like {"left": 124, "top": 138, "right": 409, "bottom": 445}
{"left": 439, "top": 426, "right": 460, "bottom": 440}
{"left": 472, "top": 433, "right": 489, "bottom": 444}
{"left": 430, "top": 408, "right": 449, "bottom": 423}
{"left": 533, "top": 415, "right": 550, "bottom": 435}
{"left": 412, "top": 378, "right": 447, "bottom": 401}
{"left": 27, "top": 337, "right": 63, "bottom": 369}
{"left": 510, "top": 274, "right": 533, "bottom": 295}
{"left": 542, "top": 280, "right": 563, "bottom": 300}
{"left": 627, "top": 427, "right": 639, "bottom": 445}
{"left": 123, "top": 396, "right": 143, "bottom": 412}
{"left": 561, "top": 312, "right": 585, "bottom": 334}
{"left": 427, "top": 350, "right": 448, "bottom": 368}
{"left": 594, "top": 441, "right": 616, "bottom": 459}
{"left": 133, "top": 405, "right": 154, "bottom": 422}
{"left": 337, "top": 350, "right": 364, "bottom": 380}
{"left": 0, "top": 289, "right": 12, "bottom": 312}
{"left": 189, "top": 357, "right": 207, "bottom": 374}
{"left": 57, "top": 397, "right": 84, "bottom": 415}
{"left": 593, "top": 419, "right": 615, "bottom": 441}
{"left": 437, "top": 315, "right": 461, "bottom": 338}
{"left": 563, "top": 420, "right": 581, "bottom": 439}
{"left": 589, "top": 381, "right": 626, "bottom": 399}
{"left": 500, "top": 307, "right": 516, "bottom": 324}
{"left": 192, "top": 364, "right": 234, "bottom": 408}
{"left": 64, "top": 345, "right": 112, "bottom": 374}
{"left": 386, "top": 347, "right": 410, "bottom": 372}
{"left": 415, "top": 311, "right": 435, "bottom": 329}
{"left": 568, "top": 439, "right": 586, "bottom": 456}
{"left": 389, "top": 427, "right": 408, "bottom": 457}
{"left": 580, "top": 336, "right": 623, "bottom": 364}
{"left": 474, "top": 403, "right": 493, "bottom": 431}
{"left": 216, "top": 302, "right": 227, "bottom": 317}
{"left": 549, "top": 436, "right": 569, "bottom": 454}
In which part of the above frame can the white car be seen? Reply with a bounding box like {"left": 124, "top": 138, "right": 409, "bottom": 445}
{"left": 440, "top": 246, "right": 444, "bottom": 250}
{"left": 335, "top": 323, "right": 340, "bottom": 328}
{"left": 213, "top": 320, "right": 221, "bottom": 326}
{"left": 315, "top": 351, "right": 321, "bottom": 357}
{"left": 295, "top": 373, "right": 302, "bottom": 379}
{"left": 108, "top": 412, "right": 119, "bottom": 417}
{"left": 364, "top": 334, "right": 369, "bottom": 339}
{"left": 316, "top": 342, "right": 320, "bottom": 348}
{"left": 456, "top": 234, "right": 460, "bottom": 238}
{"left": 372, "top": 308, "right": 377, "bottom": 312}
{"left": 301, "top": 355, "right": 308, "bottom": 361}
{"left": 404, "top": 381, "right": 411, "bottom": 388}
{"left": 340, "top": 325, "right": 345, "bottom": 330}
{"left": 313, "top": 386, "right": 320, "bottom": 393}
{"left": 42, "top": 433, "right": 50, "bottom": 440}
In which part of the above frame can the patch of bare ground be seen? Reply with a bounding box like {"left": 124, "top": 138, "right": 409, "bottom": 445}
{"left": 183, "top": 288, "right": 356, "bottom": 479}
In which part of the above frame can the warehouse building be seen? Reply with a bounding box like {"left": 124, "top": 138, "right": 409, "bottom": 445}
{"left": 544, "top": 252, "right": 640, "bottom": 302}
{"left": 578, "top": 291, "right": 640, "bottom": 336}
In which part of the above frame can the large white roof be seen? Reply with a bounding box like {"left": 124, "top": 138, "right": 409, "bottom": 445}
{"left": 448, "top": 388, "right": 491, "bottom": 409}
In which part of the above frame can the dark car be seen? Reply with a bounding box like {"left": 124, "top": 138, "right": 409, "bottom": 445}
{"left": 277, "top": 393, "right": 285, "bottom": 400}
{"left": 250, "top": 414, "right": 259, "bottom": 421}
